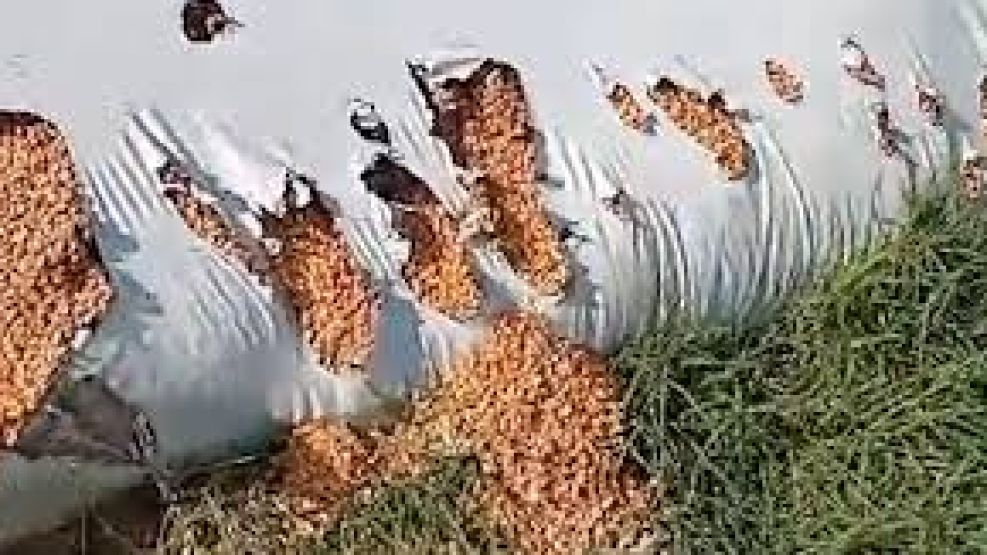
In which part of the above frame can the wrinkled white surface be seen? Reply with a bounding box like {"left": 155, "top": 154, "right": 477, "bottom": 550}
{"left": 2, "top": 0, "right": 986, "bottom": 544}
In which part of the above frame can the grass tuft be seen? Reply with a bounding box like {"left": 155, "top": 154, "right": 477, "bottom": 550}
{"left": 616, "top": 190, "right": 987, "bottom": 553}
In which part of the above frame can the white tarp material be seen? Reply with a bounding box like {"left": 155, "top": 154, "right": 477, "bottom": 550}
{"left": 1, "top": 0, "right": 986, "bottom": 543}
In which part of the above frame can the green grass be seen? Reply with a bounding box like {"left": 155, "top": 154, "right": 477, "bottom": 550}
{"left": 616, "top": 190, "right": 987, "bottom": 554}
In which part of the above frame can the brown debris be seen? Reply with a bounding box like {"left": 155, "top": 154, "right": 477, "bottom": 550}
{"left": 0, "top": 112, "right": 113, "bottom": 447}
{"left": 764, "top": 58, "right": 806, "bottom": 105}
{"left": 841, "top": 37, "right": 887, "bottom": 91}
{"left": 181, "top": 0, "right": 242, "bottom": 44}
{"left": 279, "top": 311, "right": 655, "bottom": 553}
{"left": 266, "top": 203, "right": 377, "bottom": 369}
{"left": 429, "top": 61, "right": 568, "bottom": 296}
{"left": 646, "top": 77, "right": 752, "bottom": 181}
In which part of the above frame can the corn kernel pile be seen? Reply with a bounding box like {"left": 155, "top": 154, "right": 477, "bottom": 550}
{"left": 279, "top": 312, "right": 654, "bottom": 553}
{"left": 764, "top": 58, "right": 806, "bottom": 105}
{"left": 0, "top": 113, "right": 113, "bottom": 446}
{"left": 164, "top": 188, "right": 264, "bottom": 276}
{"left": 607, "top": 82, "right": 655, "bottom": 133}
{"left": 266, "top": 204, "right": 377, "bottom": 369}
{"left": 432, "top": 61, "right": 568, "bottom": 296}
{"left": 396, "top": 205, "right": 482, "bottom": 321}
{"left": 647, "top": 77, "right": 751, "bottom": 181}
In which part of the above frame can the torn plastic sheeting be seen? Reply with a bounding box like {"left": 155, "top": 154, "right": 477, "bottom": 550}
{"left": 366, "top": 285, "right": 486, "bottom": 399}
{"left": 83, "top": 120, "right": 389, "bottom": 463}
{"left": 390, "top": 91, "right": 475, "bottom": 217}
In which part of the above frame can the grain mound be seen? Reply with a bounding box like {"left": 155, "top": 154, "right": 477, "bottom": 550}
{"left": 279, "top": 311, "right": 655, "bottom": 553}
{"left": 646, "top": 77, "right": 751, "bottom": 181}
{"left": 429, "top": 61, "right": 567, "bottom": 296}
{"left": 764, "top": 58, "right": 806, "bottom": 105}
{"left": 266, "top": 203, "right": 377, "bottom": 369}
{"left": 0, "top": 112, "right": 113, "bottom": 446}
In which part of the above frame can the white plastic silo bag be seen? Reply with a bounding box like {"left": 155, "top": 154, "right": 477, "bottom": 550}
{"left": 1, "top": 0, "right": 986, "bottom": 544}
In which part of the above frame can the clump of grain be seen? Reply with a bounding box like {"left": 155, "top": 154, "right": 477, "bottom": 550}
{"left": 764, "top": 58, "right": 806, "bottom": 105}
{"left": 361, "top": 154, "right": 482, "bottom": 320}
{"left": 265, "top": 203, "right": 377, "bottom": 369}
{"left": 162, "top": 185, "right": 265, "bottom": 276}
{"left": 396, "top": 205, "right": 482, "bottom": 320}
{"left": 0, "top": 112, "right": 113, "bottom": 446}
{"left": 647, "top": 77, "right": 751, "bottom": 181}
{"left": 607, "top": 82, "right": 657, "bottom": 133}
{"left": 279, "top": 311, "right": 655, "bottom": 553}
{"left": 429, "top": 61, "right": 567, "bottom": 296}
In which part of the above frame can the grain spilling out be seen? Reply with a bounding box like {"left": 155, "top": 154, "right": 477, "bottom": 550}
{"left": 646, "top": 77, "right": 752, "bottom": 181}
{"left": 279, "top": 311, "right": 654, "bottom": 553}
{"left": 361, "top": 155, "right": 481, "bottom": 320}
{"left": 396, "top": 207, "right": 481, "bottom": 320}
{"left": 608, "top": 82, "right": 657, "bottom": 134}
{"left": 764, "top": 58, "right": 806, "bottom": 105}
{"left": 0, "top": 112, "right": 113, "bottom": 447}
{"left": 426, "top": 60, "right": 568, "bottom": 295}
{"left": 265, "top": 202, "right": 377, "bottom": 369}
{"left": 159, "top": 163, "right": 264, "bottom": 276}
